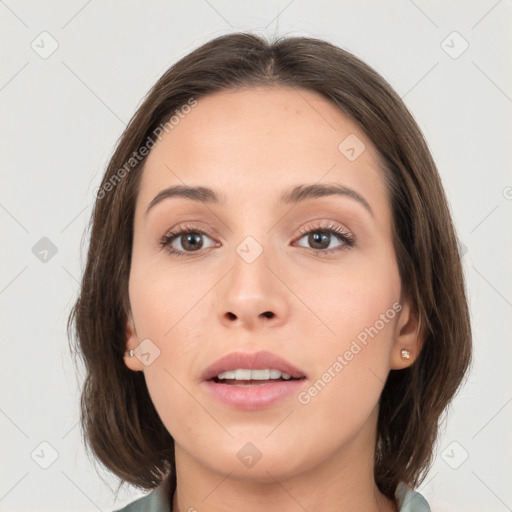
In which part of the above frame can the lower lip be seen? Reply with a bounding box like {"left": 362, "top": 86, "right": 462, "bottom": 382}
{"left": 202, "top": 379, "right": 306, "bottom": 410}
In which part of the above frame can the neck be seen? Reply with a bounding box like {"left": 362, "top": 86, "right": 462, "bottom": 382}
{"left": 171, "top": 407, "right": 397, "bottom": 512}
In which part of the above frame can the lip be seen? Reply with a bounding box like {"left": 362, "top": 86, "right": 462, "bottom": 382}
{"left": 200, "top": 350, "right": 308, "bottom": 411}
{"left": 200, "top": 350, "right": 307, "bottom": 382}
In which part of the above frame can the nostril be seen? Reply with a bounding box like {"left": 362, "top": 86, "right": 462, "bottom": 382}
{"left": 261, "top": 311, "right": 274, "bottom": 319}
{"left": 226, "top": 312, "right": 237, "bottom": 320}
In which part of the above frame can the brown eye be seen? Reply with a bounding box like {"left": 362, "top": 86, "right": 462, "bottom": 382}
{"left": 178, "top": 232, "right": 204, "bottom": 252}
{"left": 160, "top": 226, "right": 217, "bottom": 256}
{"left": 294, "top": 224, "right": 355, "bottom": 254}
{"left": 306, "top": 231, "right": 332, "bottom": 250}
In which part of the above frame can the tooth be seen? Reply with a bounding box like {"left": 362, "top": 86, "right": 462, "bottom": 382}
{"left": 217, "top": 370, "right": 235, "bottom": 380}
{"left": 251, "top": 369, "right": 270, "bottom": 380}
{"left": 235, "top": 369, "right": 252, "bottom": 380}
{"left": 216, "top": 368, "right": 295, "bottom": 381}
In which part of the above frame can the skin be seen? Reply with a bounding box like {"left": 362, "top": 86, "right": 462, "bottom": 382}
{"left": 124, "top": 86, "right": 422, "bottom": 512}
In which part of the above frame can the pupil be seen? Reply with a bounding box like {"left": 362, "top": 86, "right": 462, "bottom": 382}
{"left": 309, "top": 231, "right": 329, "bottom": 249}
{"left": 182, "top": 233, "right": 203, "bottom": 251}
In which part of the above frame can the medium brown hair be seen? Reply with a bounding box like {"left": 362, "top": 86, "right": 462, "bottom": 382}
{"left": 68, "top": 32, "right": 472, "bottom": 505}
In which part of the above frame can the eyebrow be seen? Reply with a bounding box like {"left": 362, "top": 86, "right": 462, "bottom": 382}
{"left": 145, "top": 183, "right": 373, "bottom": 216}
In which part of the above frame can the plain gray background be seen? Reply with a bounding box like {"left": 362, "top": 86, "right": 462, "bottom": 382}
{"left": 1, "top": 1, "right": 511, "bottom": 511}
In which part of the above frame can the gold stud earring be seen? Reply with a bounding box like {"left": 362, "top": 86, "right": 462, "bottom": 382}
{"left": 400, "top": 349, "right": 411, "bottom": 360}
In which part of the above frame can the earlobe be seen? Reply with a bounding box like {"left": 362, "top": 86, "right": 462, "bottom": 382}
{"left": 124, "top": 312, "right": 145, "bottom": 372}
{"left": 391, "top": 347, "right": 416, "bottom": 370}
{"left": 390, "top": 299, "right": 424, "bottom": 370}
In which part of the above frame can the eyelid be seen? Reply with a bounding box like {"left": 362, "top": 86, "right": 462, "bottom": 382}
{"left": 295, "top": 220, "right": 353, "bottom": 239}
{"left": 160, "top": 222, "right": 216, "bottom": 241}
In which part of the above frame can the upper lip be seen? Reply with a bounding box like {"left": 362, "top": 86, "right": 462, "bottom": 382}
{"left": 201, "top": 350, "right": 307, "bottom": 381}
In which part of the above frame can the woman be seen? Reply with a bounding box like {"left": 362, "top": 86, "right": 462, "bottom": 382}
{"left": 69, "top": 32, "right": 472, "bottom": 511}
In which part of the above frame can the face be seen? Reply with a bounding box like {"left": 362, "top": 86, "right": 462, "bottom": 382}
{"left": 124, "top": 86, "right": 419, "bottom": 482}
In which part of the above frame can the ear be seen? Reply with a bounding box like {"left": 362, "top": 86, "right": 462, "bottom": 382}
{"left": 123, "top": 310, "right": 145, "bottom": 372}
{"left": 390, "top": 298, "right": 424, "bottom": 370}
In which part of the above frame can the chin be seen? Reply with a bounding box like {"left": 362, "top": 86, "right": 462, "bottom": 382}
{"left": 196, "top": 440, "right": 313, "bottom": 484}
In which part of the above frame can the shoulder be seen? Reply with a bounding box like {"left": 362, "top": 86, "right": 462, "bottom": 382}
{"left": 112, "top": 479, "right": 172, "bottom": 512}
{"left": 396, "top": 481, "right": 431, "bottom": 512}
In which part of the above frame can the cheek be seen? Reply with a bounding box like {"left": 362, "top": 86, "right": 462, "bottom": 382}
{"left": 127, "top": 267, "right": 213, "bottom": 437}
{"left": 295, "top": 252, "right": 401, "bottom": 350}
{"left": 299, "top": 297, "right": 399, "bottom": 409}
{"left": 294, "top": 253, "right": 401, "bottom": 406}
{"left": 292, "top": 285, "right": 400, "bottom": 458}
{"left": 128, "top": 257, "right": 208, "bottom": 347}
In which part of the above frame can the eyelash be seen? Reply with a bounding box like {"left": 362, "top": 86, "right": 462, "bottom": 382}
{"left": 159, "top": 221, "right": 356, "bottom": 257}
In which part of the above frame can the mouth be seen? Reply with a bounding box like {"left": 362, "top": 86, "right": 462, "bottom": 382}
{"left": 201, "top": 351, "right": 307, "bottom": 410}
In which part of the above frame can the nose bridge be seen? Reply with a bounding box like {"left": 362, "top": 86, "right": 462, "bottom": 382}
{"left": 217, "top": 231, "right": 289, "bottom": 330}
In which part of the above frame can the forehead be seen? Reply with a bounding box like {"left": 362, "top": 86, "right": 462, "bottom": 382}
{"left": 136, "top": 86, "right": 389, "bottom": 217}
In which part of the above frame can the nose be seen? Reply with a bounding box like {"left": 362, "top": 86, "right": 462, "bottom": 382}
{"left": 217, "top": 245, "right": 290, "bottom": 331}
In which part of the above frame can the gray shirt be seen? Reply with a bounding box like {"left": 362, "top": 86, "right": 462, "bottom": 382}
{"left": 114, "top": 479, "right": 431, "bottom": 511}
